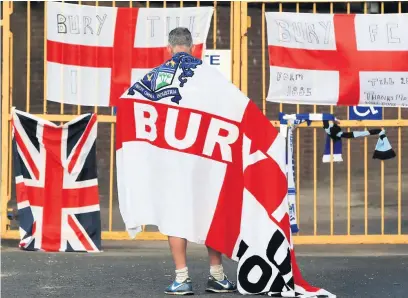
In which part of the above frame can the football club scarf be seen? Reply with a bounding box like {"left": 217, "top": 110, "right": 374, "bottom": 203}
{"left": 278, "top": 113, "right": 396, "bottom": 164}
{"left": 117, "top": 52, "right": 335, "bottom": 297}
{"left": 279, "top": 113, "right": 336, "bottom": 234}
{"left": 323, "top": 121, "right": 396, "bottom": 162}
{"left": 322, "top": 135, "right": 343, "bottom": 162}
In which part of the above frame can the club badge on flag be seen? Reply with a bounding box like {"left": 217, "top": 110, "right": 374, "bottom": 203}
{"left": 266, "top": 12, "right": 408, "bottom": 107}
{"left": 12, "top": 109, "right": 101, "bottom": 252}
{"left": 46, "top": 2, "right": 213, "bottom": 107}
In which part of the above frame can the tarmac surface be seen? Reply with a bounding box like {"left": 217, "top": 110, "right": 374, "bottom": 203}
{"left": 1, "top": 240, "right": 408, "bottom": 298}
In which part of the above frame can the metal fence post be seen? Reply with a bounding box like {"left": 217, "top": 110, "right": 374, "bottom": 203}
{"left": 1, "top": 1, "right": 11, "bottom": 237}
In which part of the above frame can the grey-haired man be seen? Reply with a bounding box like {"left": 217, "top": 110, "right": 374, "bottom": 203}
{"left": 162, "top": 27, "right": 237, "bottom": 296}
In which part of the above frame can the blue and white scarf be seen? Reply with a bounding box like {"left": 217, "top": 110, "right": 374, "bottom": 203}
{"left": 323, "top": 120, "right": 396, "bottom": 161}
{"left": 279, "top": 113, "right": 337, "bottom": 233}
{"left": 279, "top": 113, "right": 395, "bottom": 233}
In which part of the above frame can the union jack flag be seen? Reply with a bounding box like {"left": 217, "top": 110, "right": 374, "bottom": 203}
{"left": 12, "top": 109, "right": 101, "bottom": 252}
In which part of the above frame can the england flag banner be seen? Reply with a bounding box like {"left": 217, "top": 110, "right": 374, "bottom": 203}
{"left": 266, "top": 12, "right": 408, "bottom": 107}
{"left": 46, "top": 2, "right": 213, "bottom": 107}
{"left": 116, "top": 52, "right": 335, "bottom": 297}
{"left": 12, "top": 109, "right": 101, "bottom": 252}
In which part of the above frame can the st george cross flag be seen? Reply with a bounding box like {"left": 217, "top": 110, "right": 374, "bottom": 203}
{"left": 12, "top": 109, "right": 101, "bottom": 252}
{"left": 46, "top": 2, "right": 213, "bottom": 107}
{"left": 266, "top": 12, "right": 408, "bottom": 107}
{"left": 116, "top": 52, "right": 335, "bottom": 297}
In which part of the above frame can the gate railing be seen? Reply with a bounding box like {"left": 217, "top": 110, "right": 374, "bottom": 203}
{"left": 1, "top": 1, "right": 408, "bottom": 244}
{"left": 244, "top": 1, "right": 408, "bottom": 244}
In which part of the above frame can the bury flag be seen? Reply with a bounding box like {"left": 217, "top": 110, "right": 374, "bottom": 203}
{"left": 12, "top": 109, "right": 101, "bottom": 252}
{"left": 266, "top": 12, "right": 408, "bottom": 107}
{"left": 116, "top": 52, "right": 335, "bottom": 297}
{"left": 46, "top": 2, "right": 213, "bottom": 107}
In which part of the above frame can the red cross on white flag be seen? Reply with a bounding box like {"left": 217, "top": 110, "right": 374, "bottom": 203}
{"left": 46, "top": 2, "right": 213, "bottom": 107}
{"left": 266, "top": 12, "right": 408, "bottom": 107}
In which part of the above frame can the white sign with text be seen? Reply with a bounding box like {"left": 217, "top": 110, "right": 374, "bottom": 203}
{"left": 203, "top": 50, "right": 232, "bottom": 82}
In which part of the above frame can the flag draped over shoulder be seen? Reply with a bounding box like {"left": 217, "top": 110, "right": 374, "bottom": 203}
{"left": 11, "top": 109, "right": 101, "bottom": 252}
{"left": 116, "top": 52, "right": 335, "bottom": 297}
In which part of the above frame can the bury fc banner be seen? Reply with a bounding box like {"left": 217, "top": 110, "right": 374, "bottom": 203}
{"left": 116, "top": 52, "right": 335, "bottom": 297}
{"left": 266, "top": 12, "right": 408, "bottom": 107}
{"left": 46, "top": 2, "right": 213, "bottom": 107}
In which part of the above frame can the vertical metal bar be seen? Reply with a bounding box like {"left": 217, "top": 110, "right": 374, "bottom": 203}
{"left": 108, "top": 124, "right": 114, "bottom": 231}
{"left": 60, "top": 1, "right": 65, "bottom": 115}
{"left": 1, "top": 1, "right": 11, "bottom": 236}
{"left": 108, "top": 0, "right": 117, "bottom": 232}
{"left": 380, "top": 1, "right": 385, "bottom": 235}
{"left": 8, "top": 25, "right": 13, "bottom": 209}
{"left": 363, "top": 1, "right": 368, "bottom": 235}
{"left": 398, "top": 1, "right": 402, "bottom": 235}
{"left": 232, "top": 2, "right": 241, "bottom": 89}
{"left": 279, "top": 2, "right": 282, "bottom": 112}
{"left": 77, "top": 0, "right": 82, "bottom": 115}
{"left": 240, "top": 2, "right": 248, "bottom": 96}
{"left": 43, "top": 2, "right": 48, "bottom": 113}
{"left": 229, "top": 0, "right": 233, "bottom": 104}
{"left": 364, "top": 139, "right": 368, "bottom": 235}
{"left": 329, "top": 1, "right": 334, "bottom": 236}
{"left": 230, "top": 0, "right": 233, "bottom": 65}
{"left": 0, "top": 2, "right": 3, "bottom": 223}
{"left": 262, "top": 3, "right": 266, "bottom": 115}
{"left": 94, "top": 0, "right": 99, "bottom": 114}
{"left": 296, "top": 121, "right": 300, "bottom": 231}
{"left": 313, "top": 2, "right": 317, "bottom": 236}
{"left": 295, "top": 1, "right": 300, "bottom": 230}
{"left": 26, "top": 1, "right": 31, "bottom": 112}
{"left": 346, "top": 2, "right": 351, "bottom": 236}
{"left": 213, "top": 1, "right": 217, "bottom": 49}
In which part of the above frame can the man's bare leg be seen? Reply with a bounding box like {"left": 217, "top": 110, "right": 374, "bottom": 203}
{"left": 205, "top": 246, "right": 237, "bottom": 292}
{"left": 165, "top": 236, "right": 193, "bottom": 294}
{"left": 207, "top": 246, "right": 225, "bottom": 281}
{"left": 168, "top": 236, "right": 187, "bottom": 269}
{"left": 207, "top": 246, "right": 222, "bottom": 266}
{"left": 167, "top": 236, "right": 191, "bottom": 284}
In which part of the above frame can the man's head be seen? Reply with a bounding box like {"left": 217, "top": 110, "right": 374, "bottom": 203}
{"left": 167, "top": 27, "right": 194, "bottom": 55}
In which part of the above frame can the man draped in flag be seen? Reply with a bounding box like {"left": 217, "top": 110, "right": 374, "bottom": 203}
{"left": 159, "top": 28, "right": 237, "bottom": 295}
{"left": 116, "top": 27, "right": 335, "bottom": 297}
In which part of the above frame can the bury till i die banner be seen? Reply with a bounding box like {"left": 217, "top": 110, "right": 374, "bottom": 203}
{"left": 46, "top": 2, "right": 213, "bottom": 107}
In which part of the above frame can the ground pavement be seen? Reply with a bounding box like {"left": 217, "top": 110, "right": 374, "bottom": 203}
{"left": 1, "top": 240, "right": 408, "bottom": 298}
